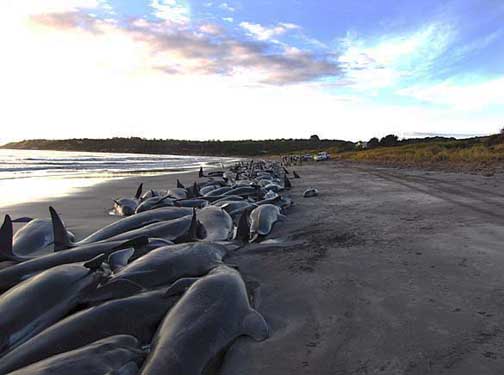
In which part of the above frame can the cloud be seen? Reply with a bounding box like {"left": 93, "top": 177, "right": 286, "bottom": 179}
{"left": 239, "top": 21, "right": 300, "bottom": 41}
{"left": 199, "top": 23, "right": 222, "bottom": 35}
{"left": 218, "top": 2, "right": 235, "bottom": 12}
{"left": 31, "top": 10, "right": 341, "bottom": 85}
{"left": 150, "top": 0, "right": 190, "bottom": 24}
{"left": 399, "top": 76, "right": 504, "bottom": 110}
{"left": 337, "top": 23, "right": 456, "bottom": 90}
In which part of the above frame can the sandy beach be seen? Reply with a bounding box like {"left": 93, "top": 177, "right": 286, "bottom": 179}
{"left": 3, "top": 161, "right": 504, "bottom": 374}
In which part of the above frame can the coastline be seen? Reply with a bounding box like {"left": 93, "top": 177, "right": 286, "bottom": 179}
{"left": 3, "top": 160, "right": 504, "bottom": 373}
{"left": 0, "top": 169, "right": 204, "bottom": 238}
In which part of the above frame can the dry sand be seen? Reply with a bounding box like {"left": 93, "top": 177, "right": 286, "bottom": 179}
{"left": 3, "top": 161, "right": 504, "bottom": 374}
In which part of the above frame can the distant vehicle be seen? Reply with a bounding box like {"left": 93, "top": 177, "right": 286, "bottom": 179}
{"left": 302, "top": 154, "right": 312, "bottom": 161}
{"left": 314, "top": 152, "right": 330, "bottom": 161}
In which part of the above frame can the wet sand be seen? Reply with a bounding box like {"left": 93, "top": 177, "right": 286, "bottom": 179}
{"left": 4, "top": 161, "right": 504, "bottom": 374}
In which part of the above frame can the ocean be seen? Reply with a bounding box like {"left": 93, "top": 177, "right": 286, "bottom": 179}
{"left": 0, "top": 149, "right": 235, "bottom": 208}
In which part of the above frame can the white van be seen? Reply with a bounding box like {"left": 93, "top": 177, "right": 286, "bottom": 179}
{"left": 314, "top": 152, "right": 330, "bottom": 161}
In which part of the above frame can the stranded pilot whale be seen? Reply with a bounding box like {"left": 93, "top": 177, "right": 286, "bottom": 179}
{"left": 0, "top": 213, "right": 74, "bottom": 262}
{"left": 84, "top": 242, "right": 231, "bottom": 303}
{"left": 139, "top": 265, "right": 269, "bottom": 375}
{"left": 0, "top": 291, "right": 180, "bottom": 374}
{"left": 6, "top": 335, "right": 145, "bottom": 375}
{"left": 0, "top": 254, "right": 107, "bottom": 356}
{"left": 249, "top": 204, "right": 286, "bottom": 242}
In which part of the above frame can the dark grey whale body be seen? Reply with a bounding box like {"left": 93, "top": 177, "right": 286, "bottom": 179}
{"left": 6, "top": 335, "right": 145, "bottom": 375}
{"left": 0, "top": 256, "right": 106, "bottom": 356}
{"left": 139, "top": 265, "right": 269, "bottom": 375}
{"left": 0, "top": 291, "right": 179, "bottom": 374}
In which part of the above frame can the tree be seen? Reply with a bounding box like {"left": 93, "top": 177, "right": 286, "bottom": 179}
{"left": 368, "top": 137, "right": 380, "bottom": 149}
{"left": 380, "top": 134, "right": 399, "bottom": 147}
{"left": 310, "top": 134, "right": 320, "bottom": 142}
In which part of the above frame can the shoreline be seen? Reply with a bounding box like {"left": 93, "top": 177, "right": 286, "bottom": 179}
{"left": 3, "top": 160, "right": 504, "bottom": 373}
{"left": 0, "top": 169, "right": 205, "bottom": 238}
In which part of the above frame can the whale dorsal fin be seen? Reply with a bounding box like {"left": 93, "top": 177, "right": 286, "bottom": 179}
{"left": 0, "top": 215, "right": 17, "bottom": 262}
{"left": 49, "top": 207, "right": 73, "bottom": 251}
{"left": 108, "top": 248, "right": 135, "bottom": 272}
{"left": 135, "top": 183, "right": 143, "bottom": 200}
{"left": 284, "top": 175, "right": 292, "bottom": 190}
{"left": 192, "top": 182, "right": 200, "bottom": 197}
{"left": 234, "top": 210, "right": 250, "bottom": 243}
{"left": 242, "top": 309, "right": 269, "bottom": 341}
{"left": 199, "top": 167, "right": 204, "bottom": 178}
{"left": 177, "top": 179, "right": 185, "bottom": 189}
{"left": 181, "top": 209, "right": 199, "bottom": 242}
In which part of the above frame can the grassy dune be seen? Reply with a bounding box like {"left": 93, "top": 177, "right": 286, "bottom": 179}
{"left": 334, "top": 136, "right": 504, "bottom": 172}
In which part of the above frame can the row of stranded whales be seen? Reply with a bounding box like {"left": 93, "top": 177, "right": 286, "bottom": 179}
{"left": 0, "top": 159, "right": 302, "bottom": 374}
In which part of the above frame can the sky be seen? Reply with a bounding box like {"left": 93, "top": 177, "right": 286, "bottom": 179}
{"left": 1, "top": 0, "right": 503, "bottom": 143}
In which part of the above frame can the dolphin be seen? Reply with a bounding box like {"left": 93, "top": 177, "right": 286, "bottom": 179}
{"left": 249, "top": 204, "right": 286, "bottom": 242}
{"left": 139, "top": 265, "right": 269, "bottom": 375}
{"left": 85, "top": 242, "right": 229, "bottom": 303}
{"left": 211, "top": 195, "right": 245, "bottom": 204}
{"left": 6, "top": 335, "right": 145, "bottom": 375}
{"left": 134, "top": 195, "right": 175, "bottom": 214}
{"left": 222, "top": 185, "right": 261, "bottom": 197}
{"left": 174, "top": 199, "right": 209, "bottom": 208}
{"left": 112, "top": 183, "right": 143, "bottom": 216}
{"left": 199, "top": 184, "right": 222, "bottom": 196}
{"left": 215, "top": 201, "right": 256, "bottom": 215}
{"left": 103, "top": 210, "right": 201, "bottom": 244}
{"left": 166, "top": 188, "right": 188, "bottom": 200}
{"left": 303, "top": 188, "right": 319, "bottom": 198}
{"left": 75, "top": 207, "right": 194, "bottom": 246}
{"left": 198, "top": 206, "right": 234, "bottom": 241}
{"left": 0, "top": 291, "right": 180, "bottom": 374}
{"left": 0, "top": 237, "right": 147, "bottom": 292}
{"left": 204, "top": 186, "right": 234, "bottom": 197}
{"left": 0, "top": 254, "right": 107, "bottom": 355}
{"left": 0, "top": 214, "right": 74, "bottom": 262}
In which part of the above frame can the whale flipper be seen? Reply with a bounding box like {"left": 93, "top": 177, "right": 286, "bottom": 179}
{"left": 164, "top": 277, "right": 199, "bottom": 297}
{"left": 242, "top": 310, "right": 269, "bottom": 341}
{"left": 84, "top": 253, "right": 107, "bottom": 270}
{"left": 108, "top": 248, "right": 135, "bottom": 272}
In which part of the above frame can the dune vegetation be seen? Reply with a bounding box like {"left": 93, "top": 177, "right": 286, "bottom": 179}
{"left": 333, "top": 132, "right": 504, "bottom": 172}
